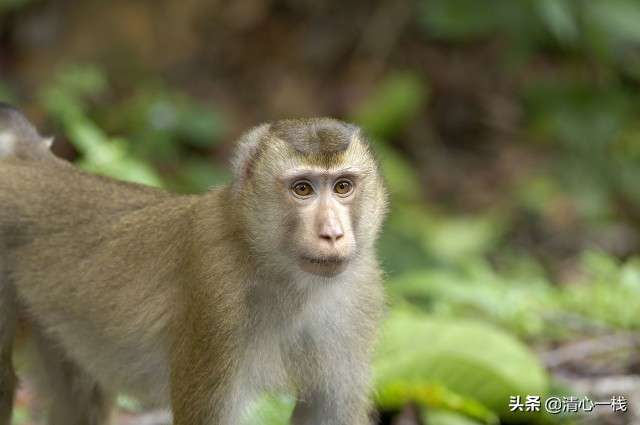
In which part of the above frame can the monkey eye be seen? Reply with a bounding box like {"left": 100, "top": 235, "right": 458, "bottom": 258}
{"left": 292, "top": 181, "right": 314, "bottom": 198}
{"left": 333, "top": 179, "right": 353, "bottom": 196}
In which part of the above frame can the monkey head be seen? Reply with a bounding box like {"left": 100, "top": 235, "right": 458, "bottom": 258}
{"left": 232, "top": 118, "right": 387, "bottom": 278}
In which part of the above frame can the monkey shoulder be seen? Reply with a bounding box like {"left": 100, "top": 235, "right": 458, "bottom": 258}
{"left": 0, "top": 158, "right": 173, "bottom": 222}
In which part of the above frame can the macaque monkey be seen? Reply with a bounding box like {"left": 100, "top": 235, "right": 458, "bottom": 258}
{"left": 0, "top": 103, "right": 387, "bottom": 425}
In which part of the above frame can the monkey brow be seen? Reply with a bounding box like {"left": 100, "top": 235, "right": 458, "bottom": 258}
{"left": 279, "top": 167, "right": 366, "bottom": 181}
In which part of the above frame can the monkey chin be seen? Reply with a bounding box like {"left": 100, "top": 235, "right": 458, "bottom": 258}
{"left": 298, "top": 255, "right": 348, "bottom": 278}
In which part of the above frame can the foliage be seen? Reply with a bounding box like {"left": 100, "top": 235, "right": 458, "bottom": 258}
{"left": 375, "top": 310, "right": 548, "bottom": 423}
{"left": 40, "top": 65, "right": 163, "bottom": 187}
{"left": 39, "top": 64, "right": 228, "bottom": 192}
{"left": 388, "top": 252, "right": 640, "bottom": 342}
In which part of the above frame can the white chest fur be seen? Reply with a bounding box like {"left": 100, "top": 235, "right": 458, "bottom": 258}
{"left": 231, "top": 271, "right": 357, "bottom": 421}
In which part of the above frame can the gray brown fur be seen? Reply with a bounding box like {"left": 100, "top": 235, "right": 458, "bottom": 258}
{"left": 270, "top": 118, "right": 357, "bottom": 154}
{"left": 0, "top": 106, "right": 387, "bottom": 425}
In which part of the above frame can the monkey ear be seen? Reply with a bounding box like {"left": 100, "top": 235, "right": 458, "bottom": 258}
{"left": 231, "top": 123, "right": 270, "bottom": 187}
{"left": 0, "top": 103, "right": 53, "bottom": 159}
{"left": 0, "top": 103, "right": 40, "bottom": 139}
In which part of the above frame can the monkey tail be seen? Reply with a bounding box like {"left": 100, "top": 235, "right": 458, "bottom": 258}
{"left": 0, "top": 103, "right": 54, "bottom": 161}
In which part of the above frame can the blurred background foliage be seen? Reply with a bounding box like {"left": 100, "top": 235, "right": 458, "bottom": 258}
{"left": 3, "top": 0, "right": 640, "bottom": 424}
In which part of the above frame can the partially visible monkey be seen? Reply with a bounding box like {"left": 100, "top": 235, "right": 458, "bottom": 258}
{"left": 0, "top": 103, "right": 387, "bottom": 425}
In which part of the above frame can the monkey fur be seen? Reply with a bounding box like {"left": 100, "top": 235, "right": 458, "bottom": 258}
{"left": 0, "top": 104, "right": 387, "bottom": 425}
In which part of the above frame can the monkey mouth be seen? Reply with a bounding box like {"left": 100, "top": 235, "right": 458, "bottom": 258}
{"left": 298, "top": 255, "right": 348, "bottom": 277}
{"left": 301, "top": 255, "right": 345, "bottom": 265}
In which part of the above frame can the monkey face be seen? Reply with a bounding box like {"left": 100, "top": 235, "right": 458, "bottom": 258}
{"left": 283, "top": 170, "right": 358, "bottom": 277}
{"left": 235, "top": 119, "right": 388, "bottom": 279}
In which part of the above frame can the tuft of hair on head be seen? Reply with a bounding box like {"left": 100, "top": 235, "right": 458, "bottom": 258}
{"left": 270, "top": 118, "right": 359, "bottom": 155}
{"left": 0, "top": 102, "right": 53, "bottom": 159}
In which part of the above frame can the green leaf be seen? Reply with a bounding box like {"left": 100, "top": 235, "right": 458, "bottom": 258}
{"left": 585, "top": 0, "right": 640, "bottom": 45}
{"left": 176, "top": 103, "right": 223, "bottom": 148}
{"left": 51, "top": 64, "right": 108, "bottom": 99}
{"left": 424, "top": 408, "right": 487, "bottom": 425}
{"left": 244, "top": 395, "right": 294, "bottom": 425}
{"left": 116, "top": 394, "right": 143, "bottom": 412}
{"left": 536, "top": 0, "right": 578, "bottom": 44}
{"left": 68, "top": 123, "right": 163, "bottom": 187}
{"left": 377, "top": 381, "right": 498, "bottom": 425}
{"left": 418, "top": 0, "right": 504, "bottom": 40}
{"left": 375, "top": 311, "right": 549, "bottom": 421}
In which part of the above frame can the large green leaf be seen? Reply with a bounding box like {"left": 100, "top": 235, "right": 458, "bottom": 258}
{"left": 375, "top": 311, "right": 549, "bottom": 422}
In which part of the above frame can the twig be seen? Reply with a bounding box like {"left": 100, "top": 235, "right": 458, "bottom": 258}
{"left": 542, "top": 334, "right": 640, "bottom": 368}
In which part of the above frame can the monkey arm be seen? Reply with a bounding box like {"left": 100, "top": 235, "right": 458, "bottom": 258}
{"left": 169, "top": 285, "right": 248, "bottom": 425}
{"left": 169, "top": 335, "right": 239, "bottom": 425}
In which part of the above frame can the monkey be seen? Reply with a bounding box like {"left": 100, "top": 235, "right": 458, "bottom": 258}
{"left": 0, "top": 103, "right": 388, "bottom": 425}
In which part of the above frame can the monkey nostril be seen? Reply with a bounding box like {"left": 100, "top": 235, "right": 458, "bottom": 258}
{"left": 319, "top": 229, "right": 344, "bottom": 243}
{"left": 319, "top": 233, "right": 334, "bottom": 242}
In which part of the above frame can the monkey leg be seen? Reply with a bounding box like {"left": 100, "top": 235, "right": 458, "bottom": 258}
{"left": 31, "top": 329, "right": 114, "bottom": 425}
{"left": 0, "top": 275, "right": 17, "bottom": 425}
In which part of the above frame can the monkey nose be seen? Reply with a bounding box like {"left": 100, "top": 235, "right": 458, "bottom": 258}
{"left": 319, "top": 220, "right": 344, "bottom": 243}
